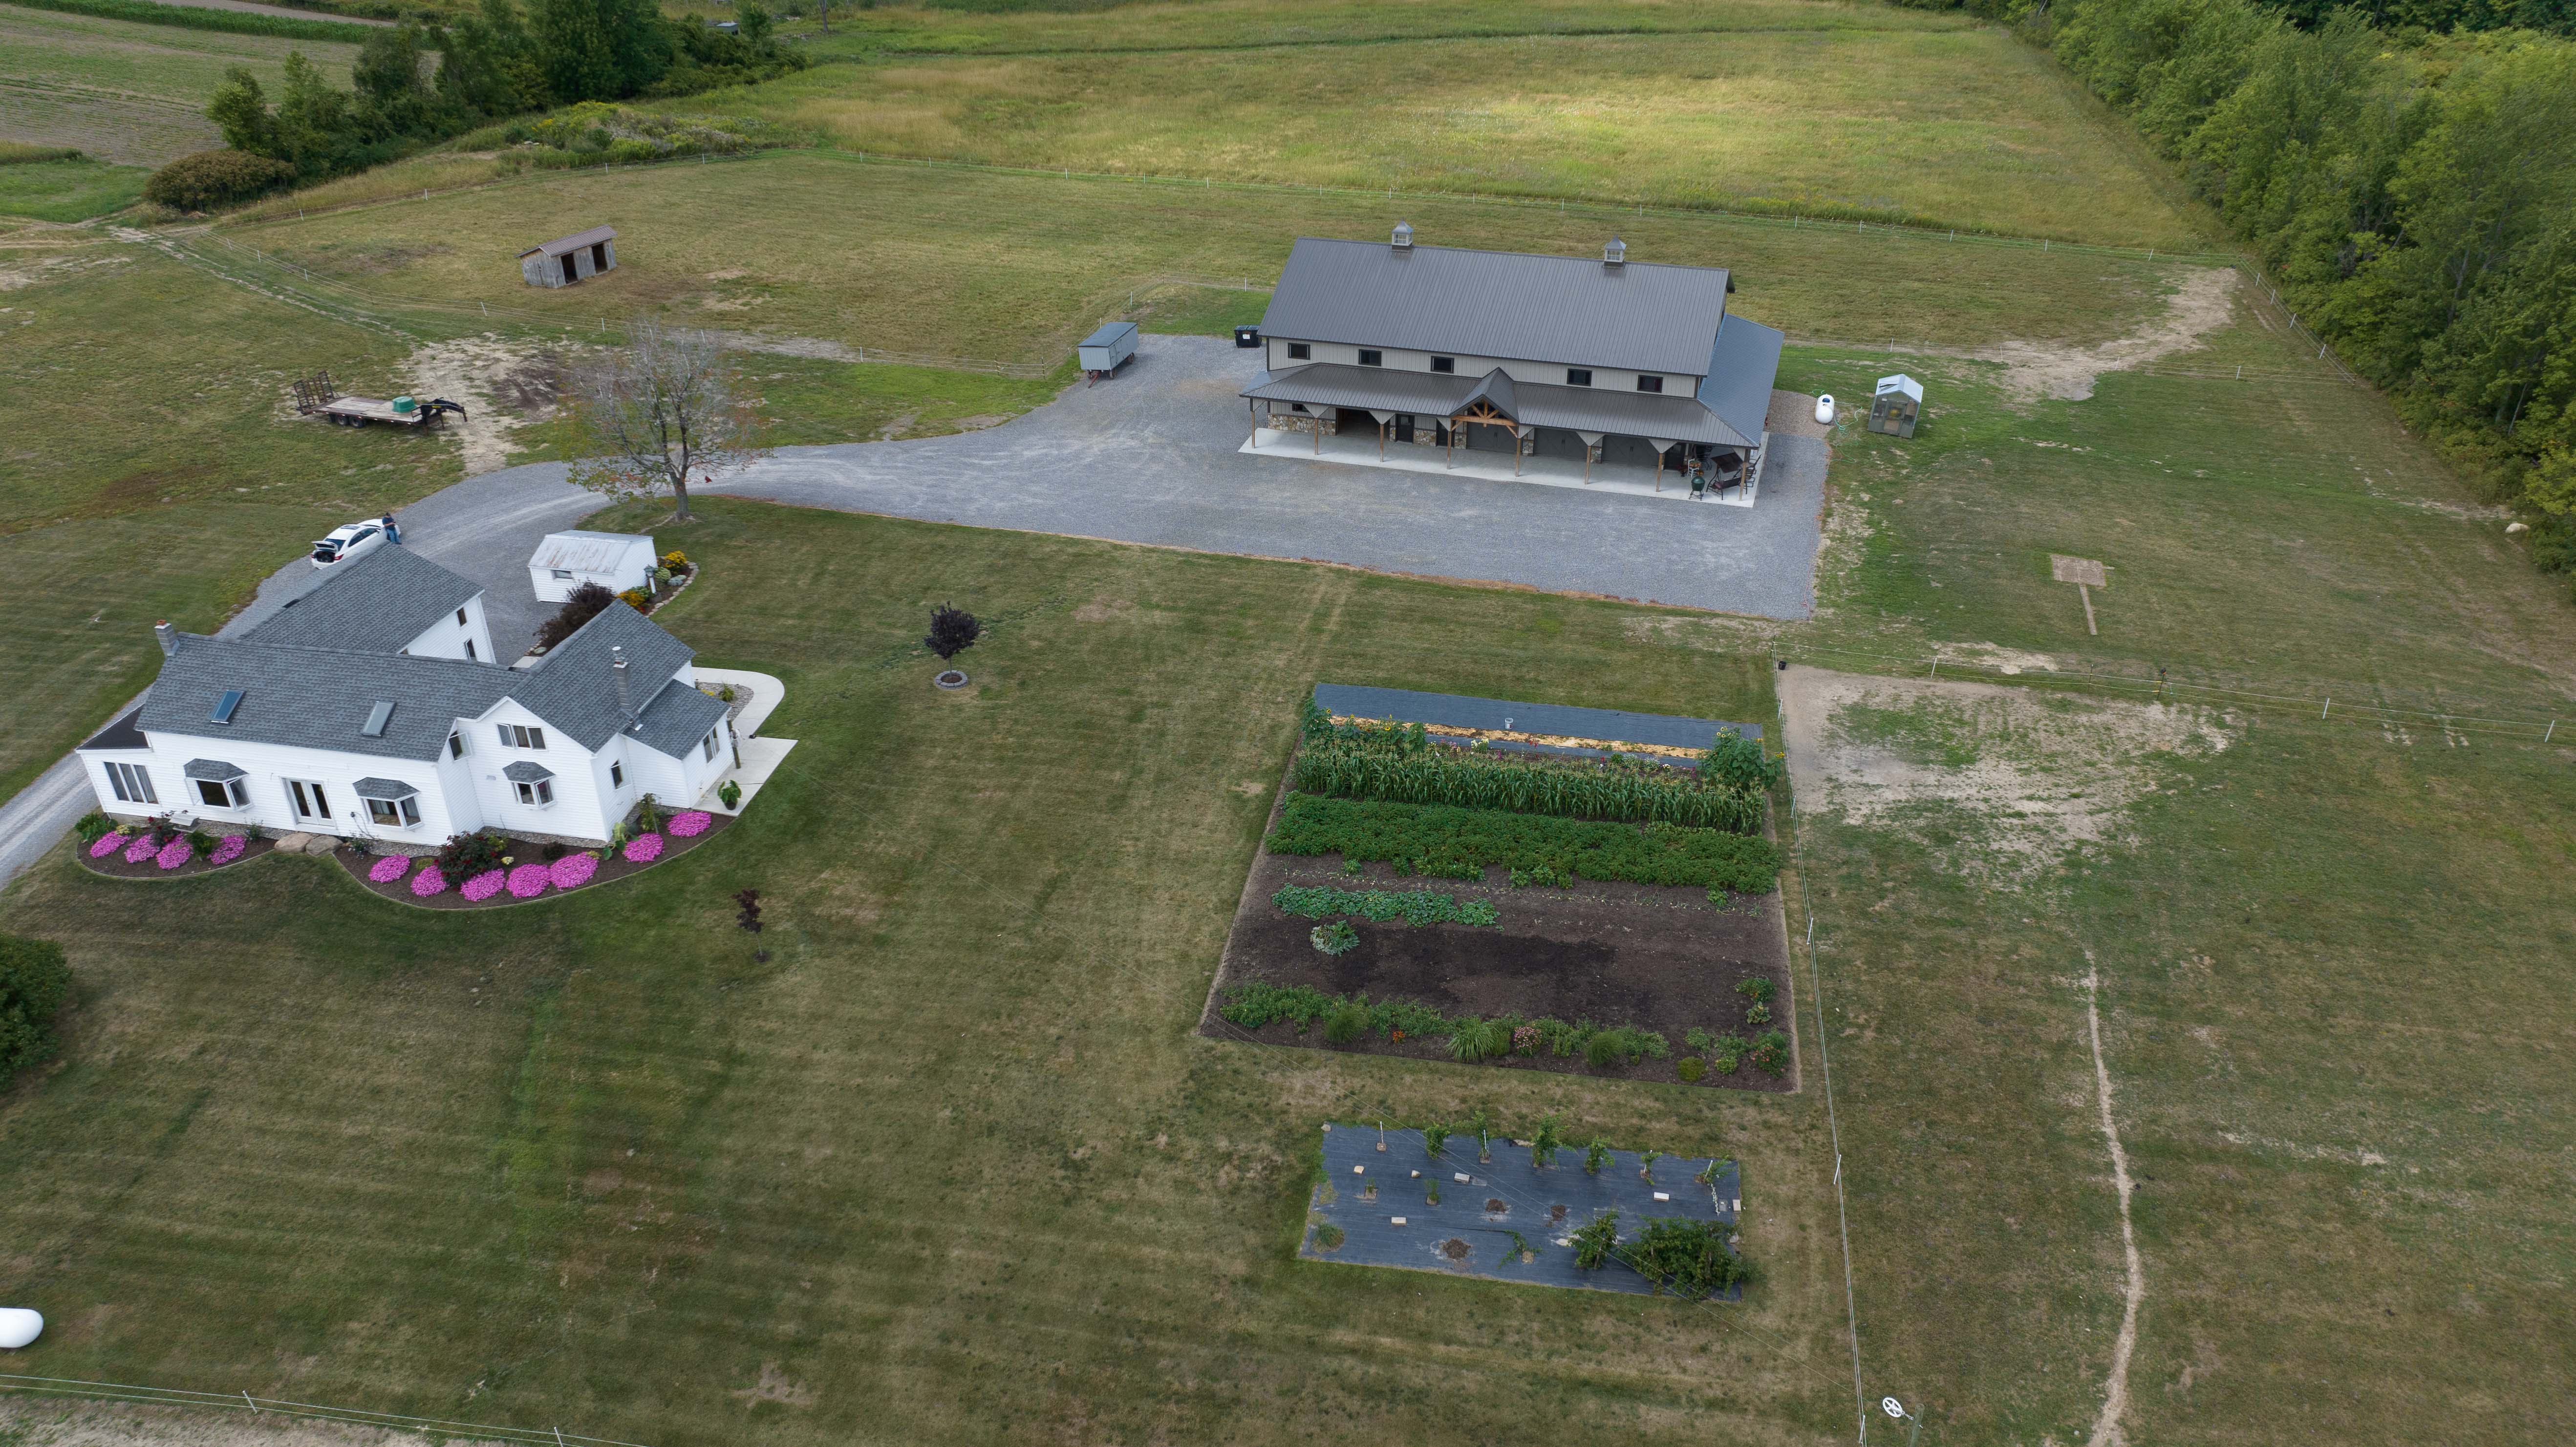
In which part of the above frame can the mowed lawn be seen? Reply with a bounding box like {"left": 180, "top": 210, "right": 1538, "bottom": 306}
{"left": 0, "top": 505, "right": 1855, "bottom": 1447}
{"left": 0, "top": 3, "right": 362, "bottom": 165}
{"left": 677, "top": 21, "right": 2204, "bottom": 248}
{"left": 231, "top": 150, "right": 2194, "bottom": 362}
{"left": 0, "top": 244, "right": 457, "bottom": 800}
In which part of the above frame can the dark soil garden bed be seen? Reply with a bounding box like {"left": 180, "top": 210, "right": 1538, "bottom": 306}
{"left": 1200, "top": 781, "right": 1797, "bottom": 1091}
{"left": 79, "top": 829, "right": 277, "bottom": 879}
{"left": 335, "top": 811, "right": 734, "bottom": 909}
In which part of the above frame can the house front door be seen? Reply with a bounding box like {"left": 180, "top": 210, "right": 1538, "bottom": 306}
{"left": 287, "top": 779, "right": 332, "bottom": 822}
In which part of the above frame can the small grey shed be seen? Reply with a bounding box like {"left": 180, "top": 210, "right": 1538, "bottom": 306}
{"left": 1868, "top": 373, "right": 1923, "bottom": 438}
{"left": 1077, "top": 321, "right": 1138, "bottom": 383}
{"left": 519, "top": 225, "right": 618, "bottom": 288}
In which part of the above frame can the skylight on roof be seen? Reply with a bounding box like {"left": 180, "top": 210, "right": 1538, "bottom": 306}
{"left": 211, "top": 690, "right": 244, "bottom": 725}
{"left": 362, "top": 701, "right": 395, "bottom": 737}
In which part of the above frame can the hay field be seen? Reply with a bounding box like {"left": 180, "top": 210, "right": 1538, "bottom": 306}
{"left": 0, "top": 2, "right": 362, "bottom": 165}
{"left": 227, "top": 150, "right": 2194, "bottom": 362}
{"left": 662, "top": 6, "right": 2204, "bottom": 246}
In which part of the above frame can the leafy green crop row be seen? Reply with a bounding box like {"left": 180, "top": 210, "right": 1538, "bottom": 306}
{"left": 1291, "top": 735, "right": 1764, "bottom": 830}
{"left": 1217, "top": 981, "right": 1785, "bottom": 1079}
{"left": 1266, "top": 793, "right": 1781, "bottom": 896}
{"left": 1270, "top": 884, "right": 1497, "bottom": 927}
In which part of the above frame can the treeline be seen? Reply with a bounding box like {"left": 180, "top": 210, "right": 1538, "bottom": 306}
{"left": 1897, "top": 0, "right": 2572, "bottom": 35}
{"left": 150, "top": 0, "right": 804, "bottom": 208}
{"left": 2040, "top": 1, "right": 2576, "bottom": 579}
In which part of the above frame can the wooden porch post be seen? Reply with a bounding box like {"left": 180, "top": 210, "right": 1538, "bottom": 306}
{"left": 1513, "top": 425, "right": 1525, "bottom": 476}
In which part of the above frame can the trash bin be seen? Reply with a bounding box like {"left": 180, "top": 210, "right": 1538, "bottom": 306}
{"left": 1234, "top": 326, "right": 1261, "bottom": 348}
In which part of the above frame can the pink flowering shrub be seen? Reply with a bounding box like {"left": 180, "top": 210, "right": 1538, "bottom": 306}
{"left": 124, "top": 833, "right": 158, "bottom": 864}
{"left": 209, "top": 834, "right": 248, "bottom": 866}
{"left": 668, "top": 810, "right": 713, "bottom": 838}
{"left": 155, "top": 837, "right": 193, "bottom": 870}
{"left": 90, "top": 831, "right": 128, "bottom": 859}
{"left": 550, "top": 852, "right": 598, "bottom": 889}
{"left": 506, "top": 863, "right": 551, "bottom": 898}
{"left": 368, "top": 854, "right": 409, "bottom": 884}
{"left": 460, "top": 868, "right": 507, "bottom": 902}
{"left": 410, "top": 863, "right": 448, "bottom": 897}
{"left": 622, "top": 832, "right": 664, "bottom": 863}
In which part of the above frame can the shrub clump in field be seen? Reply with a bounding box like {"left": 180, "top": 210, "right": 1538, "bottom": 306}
{"left": 0, "top": 933, "right": 73, "bottom": 1091}
{"left": 142, "top": 149, "right": 296, "bottom": 213}
{"left": 1266, "top": 793, "right": 1781, "bottom": 894}
{"left": 1219, "top": 983, "right": 1679, "bottom": 1074}
{"left": 1699, "top": 730, "right": 1780, "bottom": 790}
{"left": 1272, "top": 884, "right": 1497, "bottom": 927}
{"left": 1621, "top": 1217, "right": 1749, "bottom": 1298}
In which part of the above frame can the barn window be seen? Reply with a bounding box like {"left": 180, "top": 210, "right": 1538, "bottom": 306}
{"left": 1565, "top": 369, "right": 1592, "bottom": 387}
{"left": 1357, "top": 349, "right": 1384, "bottom": 367}
{"left": 1286, "top": 342, "right": 1311, "bottom": 361}
{"left": 1635, "top": 376, "right": 1664, "bottom": 393}
{"left": 1430, "top": 356, "right": 1456, "bottom": 374}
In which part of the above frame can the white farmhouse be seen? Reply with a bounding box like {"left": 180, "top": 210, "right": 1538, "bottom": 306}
{"left": 77, "top": 546, "right": 735, "bottom": 849}
{"left": 529, "top": 530, "right": 659, "bottom": 603}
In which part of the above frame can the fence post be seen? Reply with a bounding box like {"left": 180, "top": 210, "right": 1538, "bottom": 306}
{"left": 2320, "top": 698, "right": 2330, "bottom": 719}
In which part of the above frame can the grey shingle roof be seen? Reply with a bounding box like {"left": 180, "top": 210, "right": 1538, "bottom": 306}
{"left": 510, "top": 603, "right": 697, "bottom": 753}
{"left": 83, "top": 708, "right": 149, "bottom": 751}
{"left": 1259, "top": 237, "right": 1731, "bottom": 378}
{"left": 116, "top": 603, "right": 703, "bottom": 766}
{"left": 1696, "top": 315, "right": 1785, "bottom": 447}
{"left": 501, "top": 762, "right": 554, "bottom": 783}
{"left": 1244, "top": 364, "right": 1755, "bottom": 447}
{"left": 631, "top": 678, "right": 730, "bottom": 761}
{"left": 183, "top": 759, "right": 246, "bottom": 781}
{"left": 238, "top": 546, "right": 483, "bottom": 655}
{"left": 353, "top": 777, "right": 418, "bottom": 799}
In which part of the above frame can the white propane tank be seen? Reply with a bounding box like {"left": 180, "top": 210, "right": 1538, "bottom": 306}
{"left": 1814, "top": 394, "right": 1837, "bottom": 426}
{"left": 0, "top": 1308, "right": 41, "bottom": 1349}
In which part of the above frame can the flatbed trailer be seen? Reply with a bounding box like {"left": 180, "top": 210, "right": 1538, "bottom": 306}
{"left": 292, "top": 372, "right": 466, "bottom": 428}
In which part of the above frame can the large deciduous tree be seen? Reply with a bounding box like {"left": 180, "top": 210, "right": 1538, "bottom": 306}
{"left": 563, "top": 319, "right": 767, "bottom": 522}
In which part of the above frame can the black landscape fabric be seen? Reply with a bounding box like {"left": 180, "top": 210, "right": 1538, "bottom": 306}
{"left": 1302, "top": 1124, "right": 1742, "bottom": 1298}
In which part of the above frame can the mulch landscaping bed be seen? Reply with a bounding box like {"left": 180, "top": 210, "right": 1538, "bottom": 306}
{"left": 78, "top": 833, "right": 278, "bottom": 879}
{"left": 1200, "top": 784, "right": 1797, "bottom": 1092}
{"left": 334, "top": 812, "right": 734, "bottom": 909}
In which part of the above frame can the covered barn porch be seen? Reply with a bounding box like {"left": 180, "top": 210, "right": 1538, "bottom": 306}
{"left": 1239, "top": 364, "right": 1766, "bottom": 506}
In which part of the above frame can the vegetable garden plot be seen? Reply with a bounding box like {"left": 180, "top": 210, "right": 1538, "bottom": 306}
{"left": 1301, "top": 1124, "right": 1743, "bottom": 1299}
{"left": 1312, "top": 684, "right": 1760, "bottom": 762}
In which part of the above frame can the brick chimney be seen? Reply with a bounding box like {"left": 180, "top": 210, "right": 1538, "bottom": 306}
{"left": 154, "top": 620, "right": 175, "bottom": 656}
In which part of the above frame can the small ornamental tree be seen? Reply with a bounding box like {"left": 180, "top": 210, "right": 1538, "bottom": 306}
{"left": 536, "top": 582, "right": 619, "bottom": 650}
{"left": 562, "top": 318, "right": 769, "bottom": 522}
{"left": 1638, "top": 1149, "right": 1662, "bottom": 1184}
{"left": 734, "top": 888, "right": 764, "bottom": 933}
{"left": 1423, "top": 1122, "right": 1448, "bottom": 1157}
{"left": 1570, "top": 1211, "right": 1620, "bottom": 1270}
{"left": 1585, "top": 1139, "right": 1611, "bottom": 1175}
{"left": 925, "top": 604, "right": 981, "bottom": 661}
{"left": 1528, "top": 1112, "right": 1565, "bottom": 1169}
{"left": 0, "top": 933, "right": 73, "bottom": 1092}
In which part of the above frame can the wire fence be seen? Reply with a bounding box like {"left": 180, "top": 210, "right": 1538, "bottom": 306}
{"left": 1782, "top": 640, "right": 2570, "bottom": 742}
{"left": 0, "top": 1374, "right": 651, "bottom": 1447}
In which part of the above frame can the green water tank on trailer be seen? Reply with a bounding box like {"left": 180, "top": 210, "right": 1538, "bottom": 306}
{"left": 390, "top": 396, "right": 417, "bottom": 414}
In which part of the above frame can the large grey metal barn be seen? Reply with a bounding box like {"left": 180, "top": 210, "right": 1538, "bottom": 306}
{"left": 519, "top": 225, "right": 618, "bottom": 288}
{"left": 1242, "top": 225, "right": 1784, "bottom": 499}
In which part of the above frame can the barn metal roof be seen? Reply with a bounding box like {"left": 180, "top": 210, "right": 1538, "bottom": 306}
{"left": 1258, "top": 237, "right": 1732, "bottom": 377}
{"left": 1696, "top": 315, "right": 1785, "bottom": 447}
{"left": 519, "top": 225, "right": 617, "bottom": 259}
{"left": 530, "top": 530, "right": 656, "bottom": 574}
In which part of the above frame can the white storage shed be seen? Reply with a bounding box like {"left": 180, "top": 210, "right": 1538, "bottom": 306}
{"left": 529, "top": 530, "right": 659, "bottom": 602}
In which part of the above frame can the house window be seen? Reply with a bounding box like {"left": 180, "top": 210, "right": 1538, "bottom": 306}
{"left": 1636, "top": 375, "right": 1664, "bottom": 393}
{"left": 1357, "top": 349, "right": 1384, "bottom": 367}
{"left": 1430, "top": 356, "right": 1456, "bottom": 374}
{"left": 1566, "top": 368, "right": 1593, "bottom": 387}
{"left": 456, "top": 607, "right": 468, "bottom": 626}
{"left": 366, "top": 796, "right": 422, "bottom": 827}
{"left": 515, "top": 779, "right": 555, "bottom": 807}
{"left": 497, "top": 724, "right": 546, "bottom": 750}
{"left": 702, "top": 727, "right": 722, "bottom": 762}
{"left": 286, "top": 779, "right": 331, "bottom": 820}
{"left": 465, "top": 639, "right": 477, "bottom": 661}
{"left": 106, "top": 761, "right": 157, "bottom": 805}
{"left": 195, "top": 778, "right": 248, "bottom": 809}
{"left": 448, "top": 729, "right": 467, "bottom": 759}
{"left": 552, "top": 569, "right": 574, "bottom": 580}
{"left": 610, "top": 761, "right": 625, "bottom": 788}
{"left": 1286, "top": 342, "right": 1311, "bottom": 361}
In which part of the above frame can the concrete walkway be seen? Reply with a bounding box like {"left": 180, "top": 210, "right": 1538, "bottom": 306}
{"left": 691, "top": 668, "right": 795, "bottom": 817}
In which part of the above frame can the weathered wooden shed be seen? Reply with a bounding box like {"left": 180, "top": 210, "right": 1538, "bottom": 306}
{"left": 519, "top": 225, "right": 618, "bottom": 288}
{"left": 1868, "top": 373, "right": 1923, "bottom": 438}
